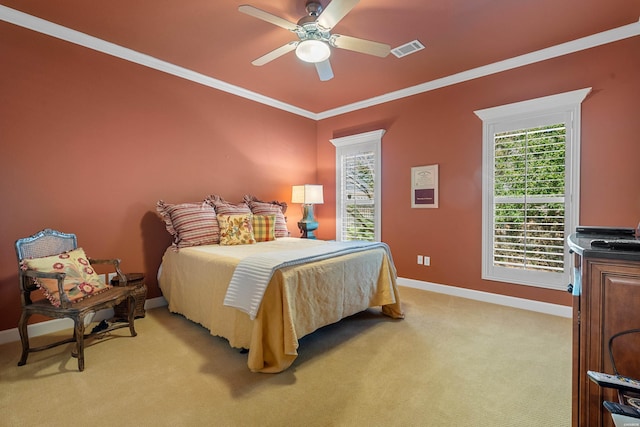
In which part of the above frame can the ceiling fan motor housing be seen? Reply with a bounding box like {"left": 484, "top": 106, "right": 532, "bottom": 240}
{"left": 298, "top": 1, "right": 323, "bottom": 26}
{"left": 305, "top": 1, "right": 323, "bottom": 17}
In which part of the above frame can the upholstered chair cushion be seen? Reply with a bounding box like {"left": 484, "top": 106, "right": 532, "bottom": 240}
{"left": 22, "top": 247, "right": 111, "bottom": 307}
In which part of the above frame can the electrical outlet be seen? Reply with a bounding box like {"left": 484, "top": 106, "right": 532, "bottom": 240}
{"left": 417, "top": 255, "right": 423, "bottom": 265}
{"left": 423, "top": 256, "right": 430, "bottom": 266}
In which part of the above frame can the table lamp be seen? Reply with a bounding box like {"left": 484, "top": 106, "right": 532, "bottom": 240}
{"left": 291, "top": 184, "right": 324, "bottom": 239}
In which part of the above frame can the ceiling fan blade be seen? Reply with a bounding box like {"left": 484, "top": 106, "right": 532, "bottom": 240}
{"left": 251, "top": 41, "right": 298, "bottom": 66}
{"left": 316, "top": 0, "right": 360, "bottom": 30}
{"left": 238, "top": 5, "right": 300, "bottom": 31}
{"left": 331, "top": 34, "right": 391, "bottom": 58}
{"left": 315, "top": 60, "right": 334, "bottom": 81}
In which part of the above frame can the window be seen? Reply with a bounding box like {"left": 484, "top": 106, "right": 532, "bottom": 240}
{"left": 330, "top": 130, "right": 384, "bottom": 242}
{"left": 474, "top": 88, "right": 590, "bottom": 290}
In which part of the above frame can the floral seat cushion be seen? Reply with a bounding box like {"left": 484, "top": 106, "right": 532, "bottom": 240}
{"left": 22, "top": 247, "right": 111, "bottom": 307}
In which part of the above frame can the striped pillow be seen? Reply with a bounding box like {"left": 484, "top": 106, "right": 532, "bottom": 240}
{"left": 156, "top": 201, "right": 219, "bottom": 250}
{"left": 206, "top": 195, "right": 252, "bottom": 216}
{"left": 243, "top": 195, "right": 289, "bottom": 238}
{"left": 252, "top": 214, "right": 276, "bottom": 242}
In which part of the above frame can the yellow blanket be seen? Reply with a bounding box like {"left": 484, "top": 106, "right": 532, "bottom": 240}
{"left": 158, "top": 238, "right": 404, "bottom": 373}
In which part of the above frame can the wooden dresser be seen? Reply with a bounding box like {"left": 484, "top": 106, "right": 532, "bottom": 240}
{"left": 568, "top": 232, "right": 640, "bottom": 427}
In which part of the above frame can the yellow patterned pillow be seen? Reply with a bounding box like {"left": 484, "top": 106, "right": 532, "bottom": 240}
{"left": 22, "top": 247, "right": 111, "bottom": 307}
{"left": 218, "top": 214, "right": 256, "bottom": 246}
{"left": 243, "top": 195, "right": 289, "bottom": 238}
{"left": 252, "top": 214, "right": 276, "bottom": 242}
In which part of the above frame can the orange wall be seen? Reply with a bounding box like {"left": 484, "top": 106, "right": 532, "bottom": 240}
{"left": 316, "top": 37, "right": 640, "bottom": 306}
{"left": 0, "top": 24, "right": 317, "bottom": 331}
{"left": 1, "top": 21, "right": 639, "bottom": 332}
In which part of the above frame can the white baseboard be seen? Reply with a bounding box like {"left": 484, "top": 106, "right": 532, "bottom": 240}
{"left": 0, "top": 283, "right": 569, "bottom": 345}
{"left": 397, "top": 277, "right": 572, "bottom": 318}
{"left": 0, "top": 296, "right": 168, "bottom": 346}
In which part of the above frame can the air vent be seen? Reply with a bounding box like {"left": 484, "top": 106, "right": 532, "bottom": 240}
{"left": 391, "top": 40, "right": 425, "bottom": 58}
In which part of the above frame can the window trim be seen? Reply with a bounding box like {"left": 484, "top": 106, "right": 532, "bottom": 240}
{"left": 474, "top": 88, "right": 591, "bottom": 290}
{"left": 330, "top": 129, "right": 385, "bottom": 242}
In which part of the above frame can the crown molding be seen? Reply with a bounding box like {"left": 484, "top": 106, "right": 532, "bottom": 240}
{"left": 0, "top": 5, "right": 317, "bottom": 120}
{"left": 1, "top": 5, "right": 638, "bottom": 121}
{"left": 317, "top": 19, "right": 640, "bottom": 120}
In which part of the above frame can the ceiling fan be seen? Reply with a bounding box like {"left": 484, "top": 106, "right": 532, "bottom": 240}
{"left": 238, "top": 0, "right": 391, "bottom": 81}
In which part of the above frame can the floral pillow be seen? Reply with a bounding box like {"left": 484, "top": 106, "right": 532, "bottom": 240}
{"left": 243, "top": 195, "right": 289, "bottom": 238}
{"left": 217, "top": 214, "right": 256, "bottom": 246}
{"left": 156, "top": 200, "right": 219, "bottom": 250}
{"left": 252, "top": 214, "right": 276, "bottom": 242}
{"left": 22, "top": 247, "right": 111, "bottom": 307}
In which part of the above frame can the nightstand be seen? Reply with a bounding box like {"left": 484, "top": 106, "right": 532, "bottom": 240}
{"left": 111, "top": 273, "right": 147, "bottom": 319}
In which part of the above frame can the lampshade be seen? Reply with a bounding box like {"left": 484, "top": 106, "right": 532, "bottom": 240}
{"left": 295, "top": 40, "right": 331, "bottom": 63}
{"left": 292, "top": 185, "right": 324, "bottom": 204}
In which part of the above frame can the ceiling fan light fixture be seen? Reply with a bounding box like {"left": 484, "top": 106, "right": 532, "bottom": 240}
{"left": 295, "top": 39, "right": 331, "bottom": 63}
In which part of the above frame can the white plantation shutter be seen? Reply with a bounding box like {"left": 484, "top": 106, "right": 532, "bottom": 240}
{"left": 341, "top": 150, "right": 376, "bottom": 241}
{"left": 493, "top": 124, "right": 567, "bottom": 273}
{"left": 475, "top": 88, "right": 590, "bottom": 290}
{"left": 331, "top": 130, "right": 384, "bottom": 242}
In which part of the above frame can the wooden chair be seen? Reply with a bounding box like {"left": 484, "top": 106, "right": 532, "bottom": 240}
{"left": 15, "top": 228, "right": 137, "bottom": 371}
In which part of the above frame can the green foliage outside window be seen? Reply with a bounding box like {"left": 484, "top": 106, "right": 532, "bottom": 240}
{"left": 493, "top": 124, "right": 566, "bottom": 273}
{"left": 343, "top": 159, "right": 375, "bottom": 241}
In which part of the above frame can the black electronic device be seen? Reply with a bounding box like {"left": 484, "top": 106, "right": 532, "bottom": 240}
{"left": 590, "top": 239, "right": 640, "bottom": 251}
{"left": 576, "top": 226, "right": 636, "bottom": 236}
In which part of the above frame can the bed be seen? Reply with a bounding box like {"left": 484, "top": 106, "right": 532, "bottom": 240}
{"left": 158, "top": 237, "right": 404, "bottom": 373}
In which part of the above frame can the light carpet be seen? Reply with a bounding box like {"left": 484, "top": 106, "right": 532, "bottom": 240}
{"left": 0, "top": 287, "right": 572, "bottom": 427}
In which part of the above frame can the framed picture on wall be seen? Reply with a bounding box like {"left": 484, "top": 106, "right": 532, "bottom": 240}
{"left": 411, "top": 164, "right": 439, "bottom": 208}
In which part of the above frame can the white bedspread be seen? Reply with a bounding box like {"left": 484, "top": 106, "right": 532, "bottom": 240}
{"left": 224, "top": 240, "right": 391, "bottom": 319}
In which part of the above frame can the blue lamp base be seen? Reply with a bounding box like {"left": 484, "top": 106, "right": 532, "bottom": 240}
{"left": 298, "top": 204, "right": 319, "bottom": 239}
